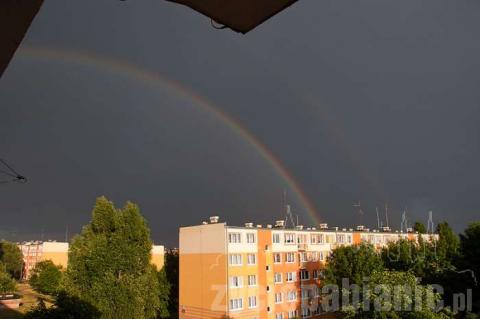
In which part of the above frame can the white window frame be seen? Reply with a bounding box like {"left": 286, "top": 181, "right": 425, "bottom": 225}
{"left": 229, "top": 276, "right": 243, "bottom": 288}
{"left": 284, "top": 233, "right": 296, "bottom": 244}
{"left": 286, "top": 252, "right": 295, "bottom": 263}
{"left": 229, "top": 254, "right": 242, "bottom": 266}
{"left": 275, "top": 292, "right": 283, "bottom": 304}
{"left": 229, "top": 232, "right": 242, "bottom": 243}
{"left": 248, "top": 274, "right": 257, "bottom": 286}
{"left": 274, "top": 272, "right": 283, "bottom": 284}
{"left": 246, "top": 233, "right": 256, "bottom": 244}
{"left": 273, "top": 233, "right": 281, "bottom": 243}
{"left": 247, "top": 253, "right": 257, "bottom": 265}
{"left": 229, "top": 298, "right": 243, "bottom": 311}
{"left": 274, "top": 253, "right": 282, "bottom": 263}
{"left": 248, "top": 296, "right": 257, "bottom": 309}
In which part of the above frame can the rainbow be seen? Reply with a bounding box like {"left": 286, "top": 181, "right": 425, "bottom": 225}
{"left": 17, "top": 45, "right": 322, "bottom": 225}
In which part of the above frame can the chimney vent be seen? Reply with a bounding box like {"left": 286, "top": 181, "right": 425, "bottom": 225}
{"left": 356, "top": 225, "right": 365, "bottom": 231}
{"left": 267, "top": 224, "right": 273, "bottom": 229}
{"left": 256, "top": 224, "right": 263, "bottom": 228}
{"left": 319, "top": 223, "right": 328, "bottom": 229}
{"left": 209, "top": 216, "right": 219, "bottom": 224}
{"left": 275, "top": 220, "right": 285, "bottom": 228}
{"left": 245, "top": 222, "right": 253, "bottom": 228}
{"left": 296, "top": 225, "right": 304, "bottom": 230}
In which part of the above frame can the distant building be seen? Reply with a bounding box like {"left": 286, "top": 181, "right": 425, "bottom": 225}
{"left": 179, "top": 217, "right": 438, "bottom": 319}
{"left": 18, "top": 241, "right": 165, "bottom": 280}
{"left": 18, "top": 241, "right": 69, "bottom": 280}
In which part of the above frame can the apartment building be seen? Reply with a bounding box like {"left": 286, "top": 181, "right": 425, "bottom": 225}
{"left": 179, "top": 217, "right": 437, "bottom": 319}
{"left": 18, "top": 241, "right": 165, "bottom": 279}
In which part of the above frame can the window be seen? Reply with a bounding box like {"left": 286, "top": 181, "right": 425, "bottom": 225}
{"left": 229, "top": 254, "right": 242, "bottom": 266}
{"left": 248, "top": 296, "right": 257, "bottom": 308}
{"left": 311, "top": 233, "right": 323, "bottom": 244}
{"left": 300, "top": 252, "right": 307, "bottom": 262}
{"left": 286, "top": 252, "right": 295, "bottom": 263}
{"left": 266, "top": 285, "right": 270, "bottom": 291}
{"left": 288, "top": 310, "right": 298, "bottom": 318}
{"left": 313, "top": 269, "right": 319, "bottom": 279}
{"left": 284, "top": 233, "right": 295, "bottom": 244}
{"left": 274, "top": 272, "right": 282, "bottom": 283}
{"left": 248, "top": 275, "right": 257, "bottom": 286}
{"left": 319, "top": 251, "right": 325, "bottom": 261}
{"left": 229, "top": 233, "right": 241, "bottom": 243}
{"left": 274, "top": 253, "right": 282, "bottom": 263}
{"left": 287, "top": 290, "right": 297, "bottom": 301}
{"left": 347, "top": 235, "right": 352, "bottom": 244}
{"left": 301, "top": 289, "right": 311, "bottom": 299}
{"left": 229, "top": 298, "right": 243, "bottom": 311}
{"left": 230, "top": 276, "right": 243, "bottom": 288}
{"left": 310, "top": 252, "right": 317, "bottom": 261}
{"left": 297, "top": 234, "right": 307, "bottom": 244}
{"left": 286, "top": 272, "right": 296, "bottom": 282}
{"left": 247, "top": 233, "right": 256, "bottom": 243}
{"left": 247, "top": 254, "right": 256, "bottom": 265}
{"left": 273, "top": 233, "right": 281, "bottom": 243}
{"left": 276, "top": 313, "right": 284, "bottom": 319}
{"left": 302, "top": 307, "right": 311, "bottom": 318}
{"left": 266, "top": 265, "right": 270, "bottom": 271}
{"left": 300, "top": 270, "right": 310, "bottom": 281}
{"left": 275, "top": 293, "right": 283, "bottom": 304}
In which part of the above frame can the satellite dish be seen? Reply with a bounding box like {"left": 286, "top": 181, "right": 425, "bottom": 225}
{"left": 166, "top": 0, "right": 299, "bottom": 34}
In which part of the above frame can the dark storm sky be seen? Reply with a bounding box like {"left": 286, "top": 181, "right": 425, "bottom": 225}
{"left": 1, "top": 0, "right": 480, "bottom": 247}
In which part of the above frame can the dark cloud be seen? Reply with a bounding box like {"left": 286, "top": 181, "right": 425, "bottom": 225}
{"left": 1, "top": 0, "right": 479, "bottom": 246}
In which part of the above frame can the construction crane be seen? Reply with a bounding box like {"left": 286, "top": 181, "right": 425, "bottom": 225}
{"left": 0, "top": 0, "right": 298, "bottom": 77}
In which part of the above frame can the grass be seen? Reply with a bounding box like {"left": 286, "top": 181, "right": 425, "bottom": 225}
{"left": 0, "top": 282, "right": 54, "bottom": 319}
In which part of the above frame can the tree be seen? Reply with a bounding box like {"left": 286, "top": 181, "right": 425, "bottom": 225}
{"left": 156, "top": 268, "right": 171, "bottom": 318}
{"left": 30, "top": 260, "right": 63, "bottom": 295}
{"left": 459, "top": 222, "right": 480, "bottom": 313}
{"left": 324, "top": 243, "right": 384, "bottom": 287}
{"left": 63, "top": 196, "right": 162, "bottom": 319}
{"left": 414, "top": 222, "right": 427, "bottom": 234}
{"left": 435, "top": 222, "right": 459, "bottom": 266}
{"left": 0, "top": 240, "right": 23, "bottom": 279}
{"left": 164, "top": 249, "right": 178, "bottom": 318}
{"left": 0, "top": 263, "right": 16, "bottom": 297}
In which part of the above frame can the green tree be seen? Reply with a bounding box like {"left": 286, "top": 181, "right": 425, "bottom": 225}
{"left": 414, "top": 222, "right": 427, "bottom": 234}
{"left": 0, "top": 263, "right": 16, "bottom": 297}
{"left": 459, "top": 222, "right": 480, "bottom": 312}
{"left": 164, "top": 249, "right": 178, "bottom": 318}
{"left": 156, "top": 268, "right": 171, "bottom": 318}
{"left": 0, "top": 240, "right": 23, "bottom": 279}
{"left": 30, "top": 260, "right": 63, "bottom": 295}
{"left": 63, "top": 196, "right": 162, "bottom": 319}
{"left": 324, "top": 243, "right": 384, "bottom": 287}
{"left": 435, "top": 222, "right": 459, "bottom": 266}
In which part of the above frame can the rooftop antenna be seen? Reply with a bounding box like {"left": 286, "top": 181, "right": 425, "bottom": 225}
{"left": 385, "top": 203, "right": 389, "bottom": 228}
{"left": 283, "top": 189, "right": 296, "bottom": 228}
{"left": 400, "top": 209, "right": 408, "bottom": 233}
{"left": 427, "top": 211, "right": 434, "bottom": 234}
{"left": 353, "top": 201, "right": 364, "bottom": 225}
{"left": 376, "top": 207, "right": 381, "bottom": 229}
{"left": 65, "top": 225, "right": 69, "bottom": 242}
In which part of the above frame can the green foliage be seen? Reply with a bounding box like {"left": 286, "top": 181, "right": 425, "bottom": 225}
{"left": 164, "top": 250, "right": 178, "bottom": 318}
{"left": 436, "top": 222, "right": 459, "bottom": 265}
{"left": 25, "top": 292, "right": 101, "bottom": 319}
{"left": 156, "top": 268, "right": 171, "bottom": 318}
{"left": 62, "top": 196, "right": 162, "bottom": 319}
{"left": 0, "top": 263, "right": 16, "bottom": 296}
{"left": 324, "top": 243, "right": 384, "bottom": 287}
{"left": 414, "top": 222, "right": 427, "bottom": 234}
{"left": 459, "top": 222, "right": 480, "bottom": 313}
{"left": 30, "top": 260, "right": 63, "bottom": 295}
{"left": 0, "top": 240, "right": 23, "bottom": 279}
{"left": 338, "top": 270, "right": 450, "bottom": 319}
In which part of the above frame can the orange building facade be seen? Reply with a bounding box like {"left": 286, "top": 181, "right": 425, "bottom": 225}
{"left": 179, "top": 217, "right": 438, "bottom": 319}
{"left": 18, "top": 241, "right": 165, "bottom": 279}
